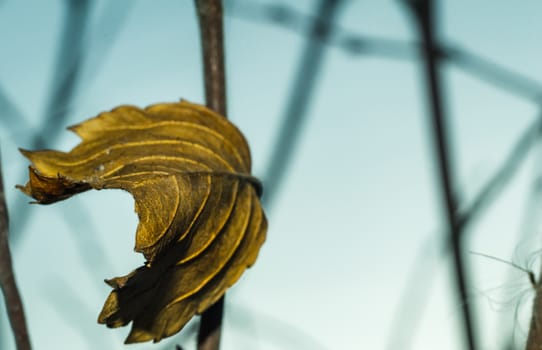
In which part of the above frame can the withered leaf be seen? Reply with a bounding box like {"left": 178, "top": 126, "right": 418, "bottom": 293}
{"left": 17, "top": 100, "right": 267, "bottom": 343}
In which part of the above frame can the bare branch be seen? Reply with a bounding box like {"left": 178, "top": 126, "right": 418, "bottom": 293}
{"left": 0, "top": 152, "right": 31, "bottom": 350}
{"left": 195, "top": 0, "right": 227, "bottom": 117}
{"left": 404, "top": 0, "right": 478, "bottom": 349}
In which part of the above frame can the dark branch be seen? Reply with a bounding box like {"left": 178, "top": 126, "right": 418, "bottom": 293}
{"left": 404, "top": 0, "right": 478, "bottom": 349}
{"left": 458, "top": 117, "right": 541, "bottom": 229}
{"left": 194, "top": 1, "right": 227, "bottom": 349}
{"left": 0, "top": 152, "right": 31, "bottom": 350}
{"left": 197, "top": 299, "right": 224, "bottom": 350}
{"left": 196, "top": 0, "right": 227, "bottom": 117}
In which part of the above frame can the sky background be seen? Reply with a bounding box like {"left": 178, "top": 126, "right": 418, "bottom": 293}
{"left": 1, "top": 0, "right": 542, "bottom": 349}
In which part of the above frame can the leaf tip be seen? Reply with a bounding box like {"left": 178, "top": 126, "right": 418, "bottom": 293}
{"left": 66, "top": 124, "right": 78, "bottom": 133}
{"left": 125, "top": 328, "right": 155, "bottom": 344}
{"left": 18, "top": 148, "right": 32, "bottom": 159}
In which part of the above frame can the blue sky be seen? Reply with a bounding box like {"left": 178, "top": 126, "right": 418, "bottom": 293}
{"left": 1, "top": 1, "right": 542, "bottom": 349}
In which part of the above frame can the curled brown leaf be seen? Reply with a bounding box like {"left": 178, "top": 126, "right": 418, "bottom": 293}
{"left": 17, "top": 100, "right": 267, "bottom": 343}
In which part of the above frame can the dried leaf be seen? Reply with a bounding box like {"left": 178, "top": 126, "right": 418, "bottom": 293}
{"left": 17, "top": 100, "right": 267, "bottom": 343}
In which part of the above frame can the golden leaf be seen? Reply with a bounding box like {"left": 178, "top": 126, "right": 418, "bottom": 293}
{"left": 17, "top": 100, "right": 267, "bottom": 343}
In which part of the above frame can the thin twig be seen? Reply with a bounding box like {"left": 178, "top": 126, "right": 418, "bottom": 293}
{"left": 261, "top": 0, "right": 343, "bottom": 208}
{"left": 194, "top": 1, "right": 227, "bottom": 349}
{"left": 0, "top": 151, "right": 31, "bottom": 350}
{"left": 405, "top": 0, "right": 478, "bottom": 349}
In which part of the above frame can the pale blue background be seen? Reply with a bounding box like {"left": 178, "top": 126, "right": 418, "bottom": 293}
{"left": 1, "top": 1, "right": 542, "bottom": 349}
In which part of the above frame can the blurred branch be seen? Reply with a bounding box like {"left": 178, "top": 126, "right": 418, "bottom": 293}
{"left": 44, "top": 279, "right": 111, "bottom": 350}
{"left": 0, "top": 151, "right": 31, "bottom": 350}
{"left": 62, "top": 208, "right": 115, "bottom": 288}
{"left": 227, "top": 0, "right": 311, "bottom": 36}
{"left": 39, "top": 0, "right": 90, "bottom": 145}
{"left": 81, "top": 1, "right": 137, "bottom": 84}
{"left": 228, "top": 1, "right": 542, "bottom": 102}
{"left": 6, "top": 0, "right": 133, "bottom": 276}
{"left": 2, "top": 2, "right": 132, "bottom": 349}
{"left": 1, "top": 0, "right": 134, "bottom": 132}
{"left": 196, "top": 0, "right": 227, "bottom": 117}
{"left": 385, "top": 240, "right": 438, "bottom": 350}
{"left": 228, "top": 302, "right": 331, "bottom": 350}
{"left": 1, "top": 0, "right": 134, "bottom": 141}
{"left": 194, "top": 1, "right": 227, "bottom": 349}
{"left": 458, "top": 117, "right": 541, "bottom": 229}
{"left": 444, "top": 47, "right": 542, "bottom": 103}
{"left": 11, "top": 0, "right": 91, "bottom": 243}
{"left": 405, "top": 1, "right": 478, "bottom": 350}
{"left": 261, "top": 0, "right": 344, "bottom": 208}
{"left": 0, "top": 86, "right": 39, "bottom": 143}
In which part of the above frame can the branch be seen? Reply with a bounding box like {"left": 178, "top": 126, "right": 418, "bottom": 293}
{"left": 228, "top": 1, "right": 542, "bottom": 103}
{"left": 404, "top": 0, "right": 478, "bottom": 349}
{"left": 458, "top": 117, "right": 541, "bottom": 229}
{"left": 11, "top": 0, "right": 91, "bottom": 244}
{"left": 0, "top": 152, "right": 31, "bottom": 350}
{"left": 262, "top": 0, "right": 343, "bottom": 208}
{"left": 194, "top": 1, "right": 227, "bottom": 349}
{"left": 195, "top": 0, "right": 227, "bottom": 117}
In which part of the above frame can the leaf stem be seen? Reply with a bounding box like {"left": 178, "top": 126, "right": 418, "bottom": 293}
{"left": 0, "top": 152, "right": 31, "bottom": 350}
{"left": 194, "top": 1, "right": 227, "bottom": 349}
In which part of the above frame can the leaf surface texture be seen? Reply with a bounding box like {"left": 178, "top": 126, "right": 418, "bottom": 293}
{"left": 18, "top": 101, "right": 267, "bottom": 343}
